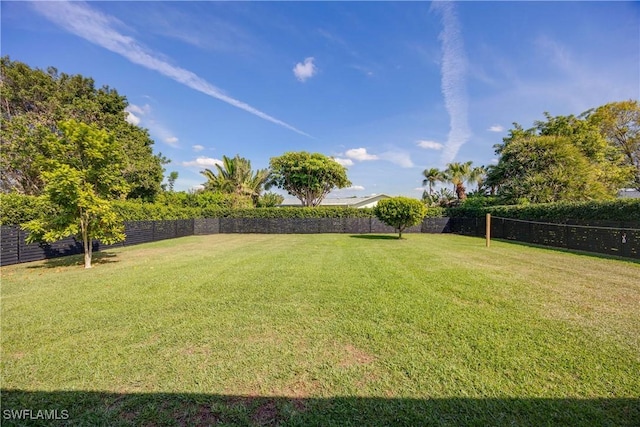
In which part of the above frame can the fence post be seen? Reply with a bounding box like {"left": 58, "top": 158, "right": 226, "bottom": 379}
{"left": 486, "top": 214, "right": 491, "bottom": 247}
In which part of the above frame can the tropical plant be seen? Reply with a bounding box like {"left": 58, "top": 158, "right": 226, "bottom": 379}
{"left": 443, "top": 161, "right": 473, "bottom": 200}
{"left": 256, "top": 192, "right": 284, "bottom": 208}
{"left": 469, "top": 165, "right": 487, "bottom": 193}
{"left": 421, "top": 167, "right": 443, "bottom": 195}
{"left": 201, "top": 154, "right": 270, "bottom": 207}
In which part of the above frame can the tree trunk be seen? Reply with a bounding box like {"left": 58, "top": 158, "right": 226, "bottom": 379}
{"left": 81, "top": 217, "right": 92, "bottom": 269}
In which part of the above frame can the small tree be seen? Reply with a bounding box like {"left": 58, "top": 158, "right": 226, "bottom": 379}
{"left": 373, "top": 197, "right": 427, "bottom": 239}
{"left": 268, "top": 152, "right": 351, "bottom": 207}
{"left": 22, "top": 120, "right": 129, "bottom": 268}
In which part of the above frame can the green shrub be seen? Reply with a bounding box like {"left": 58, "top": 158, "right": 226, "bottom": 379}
{"left": 374, "top": 197, "right": 427, "bottom": 239}
{"left": 447, "top": 199, "right": 640, "bottom": 222}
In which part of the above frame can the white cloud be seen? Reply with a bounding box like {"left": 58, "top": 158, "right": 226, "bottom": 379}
{"left": 487, "top": 125, "right": 504, "bottom": 132}
{"left": 125, "top": 110, "right": 140, "bottom": 126}
{"left": 293, "top": 57, "right": 317, "bottom": 82}
{"left": 126, "top": 104, "right": 149, "bottom": 116}
{"left": 345, "top": 148, "right": 378, "bottom": 161}
{"left": 333, "top": 157, "right": 354, "bottom": 167}
{"left": 379, "top": 151, "right": 414, "bottom": 168}
{"left": 431, "top": 1, "right": 472, "bottom": 165}
{"left": 345, "top": 185, "right": 365, "bottom": 191}
{"left": 417, "top": 140, "right": 444, "bottom": 150}
{"left": 192, "top": 144, "right": 205, "bottom": 152}
{"left": 165, "top": 136, "right": 179, "bottom": 145}
{"left": 31, "top": 1, "right": 310, "bottom": 137}
{"left": 181, "top": 157, "right": 223, "bottom": 168}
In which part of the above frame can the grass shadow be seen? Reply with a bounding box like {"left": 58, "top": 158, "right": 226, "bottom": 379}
{"left": 26, "top": 251, "right": 119, "bottom": 269}
{"left": 494, "top": 238, "right": 640, "bottom": 265}
{"left": 1, "top": 390, "right": 637, "bottom": 426}
{"left": 349, "top": 234, "right": 399, "bottom": 240}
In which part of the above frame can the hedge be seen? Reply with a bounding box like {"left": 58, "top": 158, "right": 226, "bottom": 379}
{"left": 3, "top": 193, "right": 637, "bottom": 225}
{"left": 0, "top": 194, "right": 56, "bottom": 225}
{"left": 0, "top": 193, "right": 445, "bottom": 225}
{"left": 448, "top": 199, "right": 640, "bottom": 222}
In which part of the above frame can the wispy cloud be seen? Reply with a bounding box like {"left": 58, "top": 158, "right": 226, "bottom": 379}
{"left": 487, "top": 125, "right": 504, "bottom": 133}
{"left": 181, "top": 157, "right": 223, "bottom": 168}
{"left": 192, "top": 145, "right": 205, "bottom": 152}
{"left": 30, "top": 1, "right": 310, "bottom": 137}
{"left": 343, "top": 147, "right": 413, "bottom": 168}
{"left": 345, "top": 148, "right": 378, "bottom": 161}
{"left": 431, "top": 1, "right": 471, "bottom": 165}
{"left": 343, "top": 185, "right": 365, "bottom": 191}
{"left": 417, "top": 140, "right": 444, "bottom": 150}
{"left": 125, "top": 103, "right": 179, "bottom": 147}
{"left": 293, "top": 57, "right": 317, "bottom": 82}
{"left": 379, "top": 151, "right": 414, "bottom": 168}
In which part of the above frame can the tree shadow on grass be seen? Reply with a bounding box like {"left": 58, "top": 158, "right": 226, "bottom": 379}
{"left": 26, "top": 251, "right": 119, "bottom": 269}
{"left": 349, "top": 235, "right": 399, "bottom": 240}
{"left": 1, "top": 389, "right": 638, "bottom": 427}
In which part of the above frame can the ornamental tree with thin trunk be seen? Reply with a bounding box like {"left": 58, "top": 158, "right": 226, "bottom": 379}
{"left": 267, "top": 152, "right": 351, "bottom": 207}
{"left": 373, "top": 197, "right": 427, "bottom": 239}
{"left": 22, "top": 120, "right": 128, "bottom": 269}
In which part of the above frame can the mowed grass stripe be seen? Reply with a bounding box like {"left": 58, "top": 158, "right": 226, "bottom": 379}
{"left": 1, "top": 234, "right": 639, "bottom": 424}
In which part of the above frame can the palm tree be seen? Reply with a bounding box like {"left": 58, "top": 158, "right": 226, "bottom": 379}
{"left": 484, "top": 164, "right": 503, "bottom": 196}
{"left": 421, "top": 168, "right": 443, "bottom": 195}
{"left": 469, "top": 165, "right": 487, "bottom": 193}
{"left": 443, "top": 161, "right": 473, "bottom": 200}
{"left": 201, "top": 154, "right": 270, "bottom": 206}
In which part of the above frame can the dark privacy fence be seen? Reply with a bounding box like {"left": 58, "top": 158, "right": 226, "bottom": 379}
{"left": 449, "top": 217, "right": 640, "bottom": 260}
{"left": 0, "top": 218, "right": 451, "bottom": 266}
{"left": 1, "top": 216, "right": 637, "bottom": 266}
{"left": 0, "top": 220, "right": 195, "bottom": 267}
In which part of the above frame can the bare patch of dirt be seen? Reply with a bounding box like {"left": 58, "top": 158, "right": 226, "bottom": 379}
{"left": 338, "top": 344, "right": 375, "bottom": 368}
{"left": 181, "top": 345, "right": 211, "bottom": 356}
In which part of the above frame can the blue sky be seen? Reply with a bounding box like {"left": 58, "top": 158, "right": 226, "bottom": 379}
{"left": 2, "top": 1, "right": 639, "bottom": 196}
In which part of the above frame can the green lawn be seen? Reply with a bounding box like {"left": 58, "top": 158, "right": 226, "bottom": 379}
{"left": 2, "top": 234, "right": 639, "bottom": 426}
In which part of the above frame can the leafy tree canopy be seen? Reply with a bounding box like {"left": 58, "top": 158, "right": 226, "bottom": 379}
{"left": 373, "top": 196, "right": 427, "bottom": 239}
{"left": 488, "top": 108, "right": 633, "bottom": 204}
{"left": 23, "top": 120, "right": 129, "bottom": 268}
{"left": 268, "top": 152, "right": 351, "bottom": 207}
{"left": 0, "top": 56, "right": 166, "bottom": 200}
{"left": 586, "top": 100, "right": 640, "bottom": 191}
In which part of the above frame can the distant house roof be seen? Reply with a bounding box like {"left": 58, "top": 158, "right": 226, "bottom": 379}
{"left": 280, "top": 194, "right": 392, "bottom": 208}
{"left": 618, "top": 189, "right": 640, "bottom": 199}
